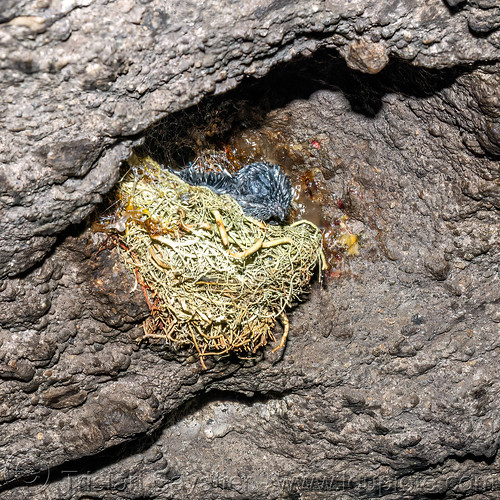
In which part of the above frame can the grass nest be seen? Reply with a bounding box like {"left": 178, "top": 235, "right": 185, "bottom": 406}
{"left": 106, "top": 154, "right": 326, "bottom": 367}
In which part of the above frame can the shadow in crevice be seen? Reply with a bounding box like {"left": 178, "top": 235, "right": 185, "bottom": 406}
{"left": 448, "top": 451, "right": 498, "bottom": 465}
{"left": 137, "top": 48, "right": 469, "bottom": 168}
{"left": 0, "top": 388, "right": 289, "bottom": 496}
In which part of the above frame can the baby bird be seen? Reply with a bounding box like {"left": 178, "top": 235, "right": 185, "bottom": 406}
{"left": 176, "top": 161, "right": 293, "bottom": 224}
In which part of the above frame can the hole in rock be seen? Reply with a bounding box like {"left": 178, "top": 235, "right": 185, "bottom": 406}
{"left": 117, "top": 49, "right": 463, "bottom": 268}
{"left": 91, "top": 48, "right": 468, "bottom": 363}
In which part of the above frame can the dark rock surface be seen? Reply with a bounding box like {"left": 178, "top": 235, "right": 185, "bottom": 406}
{"left": 1, "top": 1, "right": 499, "bottom": 499}
{"left": 1, "top": 0, "right": 500, "bottom": 279}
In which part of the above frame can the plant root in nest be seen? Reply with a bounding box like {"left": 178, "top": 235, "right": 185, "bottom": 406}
{"left": 98, "top": 154, "right": 326, "bottom": 367}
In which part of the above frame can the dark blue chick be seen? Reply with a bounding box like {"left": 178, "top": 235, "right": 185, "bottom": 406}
{"left": 176, "top": 161, "right": 293, "bottom": 224}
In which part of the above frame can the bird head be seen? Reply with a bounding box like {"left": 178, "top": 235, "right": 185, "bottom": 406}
{"left": 235, "top": 162, "right": 293, "bottom": 223}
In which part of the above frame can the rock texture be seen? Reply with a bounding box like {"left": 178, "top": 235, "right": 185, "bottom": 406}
{"left": 0, "top": 0, "right": 499, "bottom": 499}
{"left": 1, "top": 0, "right": 500, "bottom": 279}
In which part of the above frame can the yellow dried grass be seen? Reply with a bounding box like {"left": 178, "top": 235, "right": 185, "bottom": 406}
{"left": 113, "top": 154, "right": 325, "bottom": 366}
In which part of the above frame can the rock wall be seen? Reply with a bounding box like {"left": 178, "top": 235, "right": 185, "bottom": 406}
{"left": 0, "top": 1, "right": 499, "bottom": 498}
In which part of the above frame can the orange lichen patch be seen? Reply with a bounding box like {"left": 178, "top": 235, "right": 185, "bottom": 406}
{"left": 322, "top": 215, "right": 360, "bottom": 270}
{"left": 340, "top": 233, "right": 359, "bottom": 256}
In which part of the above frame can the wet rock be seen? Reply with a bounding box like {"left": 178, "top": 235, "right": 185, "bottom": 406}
{"left": 0, "top": 1, "right": 499, "bottom": 499}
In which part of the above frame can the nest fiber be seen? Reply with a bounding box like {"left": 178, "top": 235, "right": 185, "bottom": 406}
{"left": 114, "top": 155, "right": 324, "bottom": 363}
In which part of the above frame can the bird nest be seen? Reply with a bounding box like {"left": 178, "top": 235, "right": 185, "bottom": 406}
{"left": 107, "top": 154, "right": 325, "bottom": 367}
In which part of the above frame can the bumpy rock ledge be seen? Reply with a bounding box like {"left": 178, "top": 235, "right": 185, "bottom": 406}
{"left": 0, "top": 1, "right": 499, "bottom": 499}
